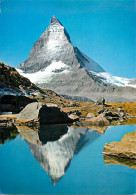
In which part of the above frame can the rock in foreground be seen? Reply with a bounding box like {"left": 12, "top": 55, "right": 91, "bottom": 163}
{"left": 103, "top": 130, "right": 136, "bottom": 159}
{"left": 16, "top": 102, "right": 73, "bottom": 126}
{"left": 85, "top": 114, "right": 110, "bottom": 126}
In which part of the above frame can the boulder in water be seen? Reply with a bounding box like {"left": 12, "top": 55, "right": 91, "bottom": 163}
{"left": 103, "top": 130, "right": 136, "bottom": 159}
{"left": 16, "top": 102, "right": 73, "bottom": 126}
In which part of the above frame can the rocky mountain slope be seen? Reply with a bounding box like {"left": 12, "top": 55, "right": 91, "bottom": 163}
{"left": 0, "top": 61, "right": 93, "bottom": 113}
{"left": 17, "top": 16, "right": 136, "bottom": 103}
{"left": 0, "top": 62, "right": 63, "bottom": 113}
{"left": 0, "top": 62, "right": 44, "bottom": 98}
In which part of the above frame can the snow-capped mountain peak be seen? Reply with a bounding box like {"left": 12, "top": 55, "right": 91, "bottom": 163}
{"left": 17, "top": 16, "right": 136, "bottom": 102}
{"left": 50, "top": 16, "right": 62, "bottom": 25}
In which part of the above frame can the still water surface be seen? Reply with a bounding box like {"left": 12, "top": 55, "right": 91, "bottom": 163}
{"left": 0, "top": 124, "right": 136, "bottom": 194}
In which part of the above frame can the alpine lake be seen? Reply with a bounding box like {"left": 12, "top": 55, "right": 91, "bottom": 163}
{"left": 0, "top": 123, "right": 136, "bottom": 194}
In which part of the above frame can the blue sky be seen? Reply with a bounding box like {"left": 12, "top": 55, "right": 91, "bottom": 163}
{"left": 0, "top": 0, "right": 135, "bottom": 78}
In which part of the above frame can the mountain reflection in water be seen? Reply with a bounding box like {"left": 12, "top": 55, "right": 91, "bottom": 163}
{"left": 17, "top": 124, "right": 100, "bottom": 184}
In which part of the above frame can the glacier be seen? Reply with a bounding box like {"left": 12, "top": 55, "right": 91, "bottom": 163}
{"left": 17, "top": 61, "right": 70, "bottom": 84}
{"left": 91, "top": 71, "right": 136, "bottom": 88}
{"left": 17, "top": 64, "right": 136, "bottom": 88}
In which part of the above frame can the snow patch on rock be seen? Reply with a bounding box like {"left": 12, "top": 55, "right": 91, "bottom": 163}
{"left": 17, "top": 61, "right": 70, "bottom": 84}
{"left": 91, "top": 71, "right": 136, "bottom": 88}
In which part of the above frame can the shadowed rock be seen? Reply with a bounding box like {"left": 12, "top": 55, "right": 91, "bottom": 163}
{"left": 16, "top": 102, "right": 73, "bottom": 126}
{"left": 0, "top": 104, "right": 15, "bottom": 112}
{"left": 0, "top": 95, "right": 37, "bottom": 113}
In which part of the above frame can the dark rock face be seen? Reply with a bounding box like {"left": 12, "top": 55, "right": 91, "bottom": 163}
{"left": 39, "top": 104, "right": 73, "bottom": 125}
{"left": 0, "top": 104, "right": 15, "bottom": 112}
{"left": 16, "top": 102, "right": 73, "bottom": 125}
{"left": 18, "top": 16, "right": 136, "bottom": 103}
{"left": 0, "top": 95, "right": 37, "bottom": 113}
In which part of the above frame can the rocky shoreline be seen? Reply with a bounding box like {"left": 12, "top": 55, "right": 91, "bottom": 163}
{"left": 0, "top": 101, "right": 136, "bottom": 128}
{"left": 0, "top": 99, "right": 136, "bottom": 169}
{"left": 103, "top": 130, "right": 136, "bottom": 159}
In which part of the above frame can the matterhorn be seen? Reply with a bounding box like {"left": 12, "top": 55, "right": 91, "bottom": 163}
{"left": 18, "top": 16, "right": 136, "bottom": 102}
